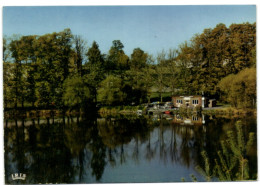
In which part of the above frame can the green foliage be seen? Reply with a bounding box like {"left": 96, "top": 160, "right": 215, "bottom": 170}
{"left": 97, "top": 75, "right": 126, "bottom": 105}
{"left": 4, "top": 29, "right": 78, "bottom": 109}
{"left": 73, "top": 35, "right": 86, "bottom": 75}
{"left": 123, "top": 49, "right": 149, "bottom": 103}
{"left": 3, "top": 62, "right": 16, "bottom": 107}
{"left": 35, "top": 81, "right": 52, "bottom": 108}
{"left": 130, "top": 48, "right": 148, "bottom": 70}
{"left": 153, "top": 64, "right": 169, "bottom": 102}
{"left": 62, "top": 75, "right": 90, "bottom": 109}
{"left": 87, "top": 41, "right": 104, "bottom": 67}
{"left": 198, "top": 121, "right": 256, "bottom": 181}
{"left": 196, "top": 151, "right": 212, "bottom": 181}
{"left": 218, "top": 67, "right": 256, "bottom": 108}
{"left": 123, "top": 69, "right": 148, "bottom": 104}
{"left": 106, "top": 40, "right": 129, "bottom": 73}
{"left": 175, "top": 42, "right": 193, "bottom": 94}
{"left": 85, "top": 41, "right": 105, "bottom": 102}
{"left": 190, "top": 174, "right": 197, "bottom": 182}
{"left": 176, "top": 22, "right": 256, "bottom": 96}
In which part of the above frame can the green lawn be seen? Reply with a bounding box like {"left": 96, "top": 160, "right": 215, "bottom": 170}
{"left": 150, "top": 92, "right": 172, "bottom": 102}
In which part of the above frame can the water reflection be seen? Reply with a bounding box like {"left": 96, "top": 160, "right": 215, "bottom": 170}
{"left": 4, "top": 114, "right": 257, "bottom": 183}
{"left": 172, "top": 114, "right": 206, "bottom": 125}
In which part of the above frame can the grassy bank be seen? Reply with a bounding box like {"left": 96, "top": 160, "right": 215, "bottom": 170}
{"left": 202, "top": 107, "right": 256, "bottom": 117}
{"left": 4, "top": 105, "right": 143, "bottom": 119}
{"left": 98, "top": 105, "right": 145, "bottom": 114}
{"left": 150, "top": 92, "right": 172, "bottom": 102}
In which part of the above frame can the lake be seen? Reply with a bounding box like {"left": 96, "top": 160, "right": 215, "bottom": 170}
{"left": 4, "top": 113, "right": 257, "bottom": 183}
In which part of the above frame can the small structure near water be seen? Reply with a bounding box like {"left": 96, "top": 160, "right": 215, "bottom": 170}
{"left": 144, "top": 95, "right": 217, "bottom": 115}
{"left": 172, "top": 95, "right": 216, "bottom": 108}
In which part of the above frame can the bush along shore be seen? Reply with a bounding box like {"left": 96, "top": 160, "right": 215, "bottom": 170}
{"left": 202, "top": 107, "right": 256, "bottom": 117}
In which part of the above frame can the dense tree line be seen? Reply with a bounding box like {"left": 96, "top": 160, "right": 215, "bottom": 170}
{"left": 177, "top": 23, "right": 256, "bottom": 97}
{"left": 3, "top": 22, "right": 256, "bottom": 110}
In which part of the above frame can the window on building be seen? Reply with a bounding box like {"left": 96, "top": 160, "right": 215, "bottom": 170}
{"left": 192, "top": 116, "right": 198, "bottom": 121}
{"left": 192, "top": 99, "right": 198, "bottom": 104}
{"left": 177, "top": 99, "right": 183, "bottom": 104}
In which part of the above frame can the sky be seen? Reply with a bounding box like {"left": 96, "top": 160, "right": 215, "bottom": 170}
{"left": 3, "top": 5, "right": 256, "bottom": 57}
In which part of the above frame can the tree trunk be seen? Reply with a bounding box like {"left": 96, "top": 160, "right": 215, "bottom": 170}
{"left": 22, "top": 98, "right": 24, "bottom": 109}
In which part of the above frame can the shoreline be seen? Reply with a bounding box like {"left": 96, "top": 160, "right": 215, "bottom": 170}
{"left": 3, "top": 105, "right": 256, "bottom": 119}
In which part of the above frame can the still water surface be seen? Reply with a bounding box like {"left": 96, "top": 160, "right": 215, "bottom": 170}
{"left": 4, "top": 114, "right": 257, "bottom": 183}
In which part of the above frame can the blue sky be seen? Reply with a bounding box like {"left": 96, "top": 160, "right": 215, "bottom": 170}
{"left": 3, "top": 5, "right": 256, "bottom": 57}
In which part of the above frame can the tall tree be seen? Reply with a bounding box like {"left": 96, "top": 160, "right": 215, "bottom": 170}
{"left": 73, "top": 35, "right": 86, "bottom": 76}
{"left": 58, "top": 28, "right": 73, "bottom": 80}
{"left": 3, "top": 36, "right": 13, "bottom": 108}
{"left": 86, "top": 41, "right": 105, "bottom": 103}
{"left": 141, "top": 55, "right": 155, "bottom": 103}
{"left": 123, "top": 48, "right": 150, "bottom": 104}
{"left": 18, "top": 35, "right": 38, "bottom": 106}
{"left": 130, "top": 48, "right": 148, "bottom": 70}
{"left": 34, "top": 29, "right": 74, "bottom": 108}
{"left": 154, "top": 51, "right": 169, "bottom": 102}
{"left": 9, "top": 38, "right": 26, "bottom": 108}
{"left": 175, "top": 42, "right": 193, "bottom": 95}
{"left": 164, "top": 49, "right": 179, "bottom": 96}
{"left": 106, "top": 40, "right": 129, "bottom": 74}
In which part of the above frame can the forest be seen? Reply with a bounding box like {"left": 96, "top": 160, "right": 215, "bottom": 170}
{"left": 3, "top": 22, "right": 256, "bottom": 111}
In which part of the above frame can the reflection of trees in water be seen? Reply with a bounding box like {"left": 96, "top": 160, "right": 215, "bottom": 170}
{"left": 5, "top": 120, "right": 30, "bottom": 183}
{"left": 158, "top": 124, "right": 167, "bottom": 164}
{"left": 97, "top": 116, "right": 151, "bottom": 166}
{"left": 29, "top": 123, "right": 74, "bottom": 183}
{"left": 64, "top": 117, "right": 92, "bottom": 181}
{"left": 89, "top": 123, "right": 106, "bottom": 181}
{"left": 5, "top": 119, "right": 75, "bottom": 183}
{"left": 145, "top": 131, "right": 155, "bottom": 162}
{"left": 179, "top": 126, "right": 193, "bottom": 167}
{"left": 4, "top": 125, "right": 26, "bottom": 183}
{"left": 4, "top": 117, "right": 206, "bottom": 183}
{"left": 4, "top": 115, "right": 257, "bottom": 183}
{"left": 169, "top": 125, "right": 178, "bottom": 162}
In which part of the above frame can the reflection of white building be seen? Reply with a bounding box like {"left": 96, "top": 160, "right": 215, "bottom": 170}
{"left": 173, "top": 114, "right": 206, "bottom": 125}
